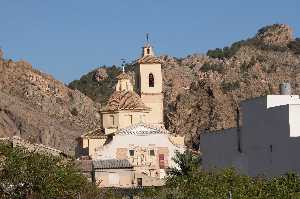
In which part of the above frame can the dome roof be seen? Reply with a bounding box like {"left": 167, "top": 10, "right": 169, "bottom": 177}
{"left": 104, "top": 91, "right": 150, "bottom": 111}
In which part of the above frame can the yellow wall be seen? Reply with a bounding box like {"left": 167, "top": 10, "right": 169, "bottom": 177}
{"left": 141, "top": 93, "right": 164, "bottom": 125}
{"left": 136, "top": 63, "right": 164, "bottom": 125}
{"left": 102, "top": 111, "right": 148, "bottom": 130}
{"left": 87, "top": 138, "right": 107, "bottom": 159}
{"left": 95, "top": 169, "right": 134, "bottom": 188}
{"left": 139, "top": 63, "right": 162, "bottom": 94}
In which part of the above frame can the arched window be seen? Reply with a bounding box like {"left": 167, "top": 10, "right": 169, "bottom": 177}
{"left": 149, "top": 73, "right": 154, "bottom": 87}
{"left": 147, "top": 48, "right": 150, "bottom": 55}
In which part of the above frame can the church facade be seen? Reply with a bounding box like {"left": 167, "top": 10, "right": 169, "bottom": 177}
{"left": 76, "top": 41, "right": 185, "bottom": 188}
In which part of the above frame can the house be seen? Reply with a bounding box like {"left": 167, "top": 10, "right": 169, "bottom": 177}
{"left": 76, "top": 39, "right": 185, "bottom": 187}
{"left": 200, "top": 83, "right": 300, "bottom": 177}
{"left": 93, "top": 159, "right": 134, "bottom": 187}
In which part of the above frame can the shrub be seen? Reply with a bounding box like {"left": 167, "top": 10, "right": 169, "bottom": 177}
{"left": 288, "top": 38, "right": 300, "bottom": 55}
{"left": 221, "top": 81, "right": 240, "bottom": 93}
{"left": 0, "top": 143, "right": 102, "bottom": 199}
{"left": 207, "top": 40, "right": 247, "bottom": 59}
{"left": 200, "top": 62, "right": 224, "bottom": 73}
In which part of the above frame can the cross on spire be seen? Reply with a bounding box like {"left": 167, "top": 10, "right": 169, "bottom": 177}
{"left": 146, "top": 33, "right": 150, "bottom": 44}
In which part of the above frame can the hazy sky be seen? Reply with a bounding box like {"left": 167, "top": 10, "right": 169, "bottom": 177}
{"left": 1, "top": 0, "right": 300, "bottom": 83}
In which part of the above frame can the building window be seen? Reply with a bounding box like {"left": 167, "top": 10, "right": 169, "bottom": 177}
{"left": 149, "top": 73, "right": 154, "bottom": 87}
{"left": 137, "top": 178, "right": 143, "bottom": 186}
{"left": 147, "top": 48, "right": 150, "bottom": 55}
{"left": 129, "top": 115, "right": 133, "bottom": 124}
{"left": 159, "top": 154, "right": 165, "bottom": 169}
{"left": 129, "top": 149, "right": 134, "bottom": 156}
{"left": 150, "top": 149, "right": 155, "bottom": 156}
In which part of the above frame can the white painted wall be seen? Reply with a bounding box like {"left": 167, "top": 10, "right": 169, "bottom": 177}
{"left": 201, "top": 128, "right": 239, "bottom": 169}
{"left": 267, "top": 95, "right": 300, "bottom": 109}
{"left": 201, "top": 95, "right": 300, "bottom": 177}
{"left": 289, "top": 104, "right": 300, "bottom": 137}
{"left": 95, "top": 133, "right": 184, "bottom": 169}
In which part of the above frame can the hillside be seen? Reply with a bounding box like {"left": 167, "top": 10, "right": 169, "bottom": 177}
{"left": 0, "top": 54, "right": 101, "bottom": 154}
{"left": 69, "top": 24, "right": 300, "bottom": 149}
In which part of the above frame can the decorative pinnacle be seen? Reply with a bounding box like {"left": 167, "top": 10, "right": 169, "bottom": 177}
{"left": 121, "top": 58, "right": 126, "bottom": 73}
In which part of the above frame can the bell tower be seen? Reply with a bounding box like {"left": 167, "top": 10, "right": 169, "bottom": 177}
{"left": 136, "top": 35, "right": 164, "bottom": 126}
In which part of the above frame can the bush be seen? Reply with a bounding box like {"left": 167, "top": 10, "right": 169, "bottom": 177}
{"left": 207, "top": 40, "right": 247, "bottom": 59}
{"left": 221, "top": 81, "right": 240, "bottom": 93}
{"left": 138, "top": 152, "right": 300, "bottom": 199}
{"left": 0, "top": 143, "right": 102, "bottom": 199}
{"left": 288, "top": 38, "right": 300, "bottom": 55}
{"left": 200, "top": 62, "right": 224, "bottom": 73}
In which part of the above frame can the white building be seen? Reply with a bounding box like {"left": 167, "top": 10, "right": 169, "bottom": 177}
{"left": 200, "top": 84, "right": 300, "bottom": 177}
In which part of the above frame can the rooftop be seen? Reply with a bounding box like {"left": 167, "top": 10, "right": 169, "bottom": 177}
{"left": 104, "top": 91, "right": 150, "bottom": 112}
{"left": 93, "top": 159, "right": 133, "bottom": 169}
{"left": 137, "top": 55, "right": 162, "bottom": 64}
{"left": 116, "top": 122, "right": 169, "bottom": 135}
{"left": 82, "top": 128, "right": 106, "bottom": 138}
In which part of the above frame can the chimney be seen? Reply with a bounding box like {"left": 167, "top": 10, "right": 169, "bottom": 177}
{"left": 279, "top": 83, "right": 291, "bottom": 95}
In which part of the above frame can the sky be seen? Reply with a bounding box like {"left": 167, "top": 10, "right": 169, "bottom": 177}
{"left": 0, "top": 0, "right": 300, "bottom": 83}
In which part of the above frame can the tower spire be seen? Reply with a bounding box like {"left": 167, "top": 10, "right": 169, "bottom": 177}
{"left": 142, "top": 33, "right": 154, "bottom": 57}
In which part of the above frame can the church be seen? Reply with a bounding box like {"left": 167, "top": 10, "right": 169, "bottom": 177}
{"left": 76, "top": 40, "right": 185, "bottom": 188}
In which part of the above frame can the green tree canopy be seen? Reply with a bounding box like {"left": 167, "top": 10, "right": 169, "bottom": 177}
{"left": 0, "top": 143, "right": 101, "bottom": 199}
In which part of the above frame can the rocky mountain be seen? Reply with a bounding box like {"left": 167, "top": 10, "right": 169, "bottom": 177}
{"left": 0, "top": 53, "right": 101, "bottom": 154}
{"left": 69, "top": 24, "right": 300, "bottom": 149}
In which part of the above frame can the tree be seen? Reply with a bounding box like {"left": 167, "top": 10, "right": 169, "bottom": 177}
{"left": 0, "top": 143, "right": 102, "bottom": 199}
{"left": 168, "top": 150, "right": 200, "bottom": 176}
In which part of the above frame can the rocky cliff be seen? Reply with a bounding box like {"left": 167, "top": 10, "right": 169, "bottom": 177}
{"left": 69, "top": 24, "right": 300, "bottom": 149}
{"left": 0, "top": 54, "right": 101, "bottom": 154}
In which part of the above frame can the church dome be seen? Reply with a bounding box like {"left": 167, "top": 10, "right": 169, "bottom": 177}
{"left": 105, "top": 91, "right": 150, "bottom": 111}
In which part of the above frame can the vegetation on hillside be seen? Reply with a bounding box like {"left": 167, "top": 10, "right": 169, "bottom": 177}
{"left": 69, "top": 65, "right": 122, "bottom": 105}
{"left": 0, "top": 143, "right": 110, "bottom": 199}
{"left": 206, "top": 40, "right": 248, "bottom": 59}
{"left": 138, "top": 151, "right": 300, "bottom": 199}
{"left": 289, "top": 38, "right": 300, "bottom": 55}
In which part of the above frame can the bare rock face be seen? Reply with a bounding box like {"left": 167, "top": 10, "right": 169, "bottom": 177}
{"left": 94, "top": 68, "right": 108, "bottom": 82}
{"left": 256, "top": 24, "right": 293, "bottom": 47}
{"left": 0, "top": 52, "right": 102, "bottom": 154}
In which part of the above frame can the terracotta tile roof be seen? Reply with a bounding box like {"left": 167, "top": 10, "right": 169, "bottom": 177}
{"left": 82, "top": 128, "right": 106, "bottom": 138}
{"left": 93, "top": 159, "right": 133, "bottom": 169}
{"left": 104, "top": 91, "right": 150, "bottom": 112}
{"left": 137, "top": 55, "right": 162, "bottom": 64}
{"left": 116, "top": 122, "right": 170, "bottom": 135}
